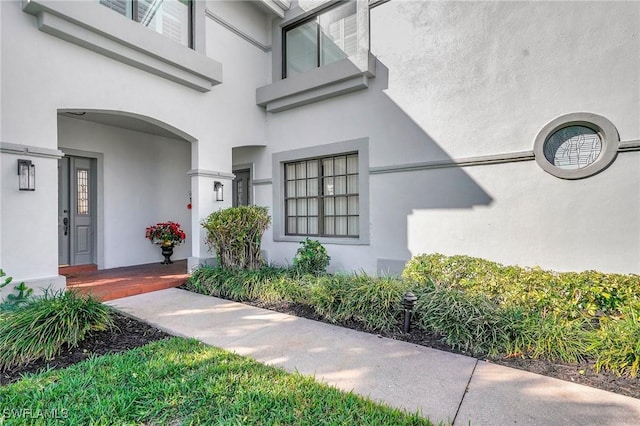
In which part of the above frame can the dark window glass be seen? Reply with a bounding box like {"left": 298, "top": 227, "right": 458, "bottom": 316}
{"left": 284, "top": 153, "right": 359, "bottom": 237}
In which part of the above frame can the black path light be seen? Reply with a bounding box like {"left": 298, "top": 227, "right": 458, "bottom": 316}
{"left": 402, "top": 292, "right": 418, "bottom": 333}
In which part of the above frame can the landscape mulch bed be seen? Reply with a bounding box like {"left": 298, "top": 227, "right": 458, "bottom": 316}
{"left": 1, "top": 299, "right": 638, "bottom": 400}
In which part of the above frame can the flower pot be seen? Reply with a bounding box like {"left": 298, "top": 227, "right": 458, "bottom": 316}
{"left": 161, "top": 244, "right": 174, "bottom": 265}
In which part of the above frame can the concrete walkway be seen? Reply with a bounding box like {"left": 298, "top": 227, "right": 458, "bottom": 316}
{"left": 108, "top": 288, "right": 640, "bottom": 425}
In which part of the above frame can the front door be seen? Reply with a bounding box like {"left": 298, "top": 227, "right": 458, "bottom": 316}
{"left": 58, "top": 156, "right": 96, "bottom": 266}
{"left": 233, "top": 168, "right": 251, "bottom": 207}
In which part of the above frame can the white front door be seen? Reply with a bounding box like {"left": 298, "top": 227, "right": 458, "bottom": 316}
{"left": 58, "top": 156, "right": 96, "bottom": 266}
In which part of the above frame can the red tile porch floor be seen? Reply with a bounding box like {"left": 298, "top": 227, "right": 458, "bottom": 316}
{"left": 63, "top": 260, "right": 190, "bottom": 302}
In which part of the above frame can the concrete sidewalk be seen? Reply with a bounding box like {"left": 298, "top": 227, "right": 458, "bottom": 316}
{"left": 109, "top": 288, "right": 640, "bottom": 425}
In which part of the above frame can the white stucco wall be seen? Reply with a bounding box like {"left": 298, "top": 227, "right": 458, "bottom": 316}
{"left": 258, "top": 0, "right": 640, "bottom": 274}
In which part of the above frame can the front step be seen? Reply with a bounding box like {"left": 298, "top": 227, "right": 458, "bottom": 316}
{"left": 59, "top": 264, "right": 98, "bottom": 276}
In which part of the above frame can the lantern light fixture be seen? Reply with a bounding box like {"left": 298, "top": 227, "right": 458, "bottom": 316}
{"left": 214, "top": 181, "right": 224, "bottom": 202}
{"left": 18, "top": 159, "right": 35, "bottom": 191}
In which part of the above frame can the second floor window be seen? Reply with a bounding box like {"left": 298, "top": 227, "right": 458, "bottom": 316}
{"left": 283, "top": 1, "right": 357, "bottom": 78}
{"left": 99, "top": 0, "right": 192, "bottom": 48}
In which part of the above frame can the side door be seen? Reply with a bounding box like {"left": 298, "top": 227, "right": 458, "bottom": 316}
{"left": 232, "top": 168, "right": 251, "bottom": 207}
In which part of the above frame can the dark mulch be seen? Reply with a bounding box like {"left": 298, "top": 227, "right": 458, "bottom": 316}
{"left": 2, "top": 299, "right": 638, "bottom": 400}
{"left": 0, "top": 312, "right": 171, "bottom": 386}
{"left": 245, "top": 299, "right": 640, "bottom": 400}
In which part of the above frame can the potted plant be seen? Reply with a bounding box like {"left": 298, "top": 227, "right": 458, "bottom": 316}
{"left": 145, "top": 221, "right": 186, "bottom": 264}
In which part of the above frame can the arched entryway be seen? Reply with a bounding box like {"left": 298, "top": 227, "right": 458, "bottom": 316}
{"left": 57, "top": 109, "right": 196, "bottom": 271}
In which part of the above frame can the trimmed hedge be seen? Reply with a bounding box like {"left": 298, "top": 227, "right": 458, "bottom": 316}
{"left": 403, "top": 253, "right": 640, "bottom": 319}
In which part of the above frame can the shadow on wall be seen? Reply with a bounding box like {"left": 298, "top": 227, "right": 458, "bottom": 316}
{"left": 362, "top": 60, "right": 493, "bottom": 273}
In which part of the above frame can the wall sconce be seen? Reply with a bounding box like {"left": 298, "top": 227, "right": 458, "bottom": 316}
{"left": 214, "top": 181, "right": 224, "bottom": 202}
{"left": 18, "top": 159, "right": 35, "bottom": 191}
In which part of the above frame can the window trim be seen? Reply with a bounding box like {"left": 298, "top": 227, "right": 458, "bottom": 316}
{"left": 256, "top": 0, "right": 375, "bottom": 112}
{"left": 22, "top": 0, "right": 220, "bottom": 92}
{"left": 273, "top": 138, "right": 370, "bottom": 245}
{"left": 284, "top": 152, "right": 360, "bottom": 238}
{"left": 533, "top": 113, "right": 620, "bottom": 179}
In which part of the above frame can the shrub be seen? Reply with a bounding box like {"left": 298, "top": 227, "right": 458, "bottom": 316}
{"left": 185, "top": 264, "right": 296, "bottom": 302}
{"left": 402, "top": 253, "right": 640, "bottom": 319}
{"left": 520, "top": 313, "right": 591, "bottom": 363}
{"left": 0, "top": 269, "right": 34, "bottom": 311}
{"left": 0, "top": 290, "right": 114, "bottom": 370}
{"left": 293, "top": 238, "right": 331, "bottom": 276}
{"left": 586, "top": 306, "right": 640, "bottom": 377}
{"left": 310, "top": 274, "right": 409, "bottom": 331}
{"left": 413, "top": 285, "right": 511, "bottom": 356}
{"left": 202, "top": 206, "right": 271, "bottom": 270}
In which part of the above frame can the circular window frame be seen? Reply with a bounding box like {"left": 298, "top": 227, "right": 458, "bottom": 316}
{"left": 534, "top": 113, "right": 619, "bottom": 179}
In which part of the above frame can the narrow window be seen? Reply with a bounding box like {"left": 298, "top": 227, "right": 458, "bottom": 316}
{"left": 76, "top": 169, "right": 90, "bottom": 215}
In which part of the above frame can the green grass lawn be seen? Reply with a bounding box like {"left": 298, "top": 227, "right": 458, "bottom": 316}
{"left": 0, "top": 337, "right": 433, "bottom": 425}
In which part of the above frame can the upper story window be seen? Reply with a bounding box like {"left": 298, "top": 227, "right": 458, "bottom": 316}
{"left": 283, "top": 1, "right": 357, "bottom": 78}
{"left": 99, "top": 0, "right": 192, "bottom": 48}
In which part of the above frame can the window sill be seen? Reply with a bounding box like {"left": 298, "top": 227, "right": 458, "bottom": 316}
{"left": 274, "top": 235, "right": 369, "bottom": 246}
{"left": 22, "top": 0, "right": 222, "bottom": 92}
{"left": 256, "top": 52, "right": 376, "bottom": 113}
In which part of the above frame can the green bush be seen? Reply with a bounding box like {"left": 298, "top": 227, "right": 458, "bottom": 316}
{"left": 293, "top": 238, "right": 331, "bottom": 276}
{"left": 521, "top": 313, "right": 591, "bottom": 363}
{"left": 310, "top": 274, "right": 410, "bottom": 331}
{"left": 402, "top": 253, "right": 640, "bottom": 319}
{"left": 201, "top": 206, "right": 271, "bottom": 270}
{"left": 586, "top": 306, "right": 640, "bottom": 377}
{"left": 413, "top": 285, "right": 511, "bottom": 356}
{"left": 0, "top": 269, "right": 34, "bottom": 311}
{"left": 186, "top": 264, "right": 297, "bottom": 302}
{"left": 0, "top": 290, "right": 114, "bottom": 370}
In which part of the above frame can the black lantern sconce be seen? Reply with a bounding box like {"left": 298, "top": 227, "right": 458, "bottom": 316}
{"left": 214, "top": 181, "right": 224, "bottom": 202}
{"left": 18, "top": 159, "right": 35, "bottom": 191}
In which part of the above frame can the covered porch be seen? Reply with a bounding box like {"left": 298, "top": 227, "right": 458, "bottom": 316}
{"left": 62, "top": 260, "right": 190, "bottom": 302}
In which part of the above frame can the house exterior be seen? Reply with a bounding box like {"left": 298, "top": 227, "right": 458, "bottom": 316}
{"left": 1, "top": 0, "right": 638, "bottom": 298}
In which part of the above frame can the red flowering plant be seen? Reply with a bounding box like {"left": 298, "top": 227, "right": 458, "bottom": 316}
{"left": 145, "top": 221, "right": 186, "bottom": 246}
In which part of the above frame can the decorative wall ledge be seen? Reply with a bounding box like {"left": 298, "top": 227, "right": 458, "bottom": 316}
{"left": 22, "top": 0, "right": 222, "bottom": 92}
{"left": 1, "top": 142, "right": 65, "bottom": 159}
{"left": 256, "top": 53, "right": 376, "bottom": 113}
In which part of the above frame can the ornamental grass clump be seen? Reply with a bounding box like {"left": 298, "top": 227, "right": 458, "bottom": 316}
{"left": 310, "top": 274, "right": 409, "bottom": 331}
{"left": 0, "top": 290, "right": 114, "bottom": 370}
{"left": 201, "top": 206, "right": 271, "bottom": 270}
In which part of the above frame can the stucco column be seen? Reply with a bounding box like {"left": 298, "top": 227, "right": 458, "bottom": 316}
{"left": 187, "top": 171, "right": 233, "bottom": 271}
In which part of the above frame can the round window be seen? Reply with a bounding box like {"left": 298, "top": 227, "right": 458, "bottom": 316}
{"left": 534, "top": 113, "right": 619, "bottom": 179}
{"left": 543, "top": 125, "right": 602, "bottom": 170}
